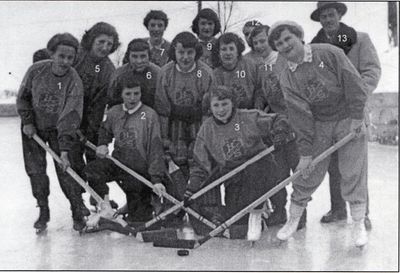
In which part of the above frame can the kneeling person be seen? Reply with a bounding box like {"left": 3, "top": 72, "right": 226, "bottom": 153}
{"left": 84, "top": 77, "right": 166, "bottom": 223}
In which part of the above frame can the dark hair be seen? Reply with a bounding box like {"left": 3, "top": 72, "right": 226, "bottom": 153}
{"left": 248, "top": 25, "right": 270, "bottom": 49}
{"left": 168, "top": 32, "right": 203, "bottom": 62}
{"left": 81, "top": 22, "right": 120, "bottom": 54}
{"left": 243, "top": 20, "right": 262, "bottom": 31}
{"left": 115, "top": 74, "right": 141, "bottom": 99}
{"left": 191, "top": 8, "right": 221, "bottom": 37}
{"left": 211, "top": 32, "right": 245, "bottom": 68}
{"left": 210, "top": 85, "right": 237, "bottom": 107}
{"left": 143, "top": 10, "right": 169, "bottom": 29}
{"left": 268, "top": 25, "right": 303, "bottom": 51}
{"left": 122, "top": 38, "right": 150, "bottom": 65}
{"left": 33, "top": 48, "right": 51, "bottom": 63}
{"left": 47, "top": 33, "right": 79, "bottom": 53}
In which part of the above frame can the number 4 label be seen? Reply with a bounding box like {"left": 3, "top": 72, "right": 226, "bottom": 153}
{"left": 319, "top": 61, "right": 324, "bottom": 68}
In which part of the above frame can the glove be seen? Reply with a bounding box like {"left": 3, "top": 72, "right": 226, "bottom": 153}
{"left": 23, "top": 124, "right": 36, "bottom": 138}
{"left": 295, "top": 155, "right": 314, "bottom": 179}
{"left": 60, "top": 151, "right": 71, "bottom": 172}
{"left": 183, "top": 189, "right": 194, "bottom": 207}
{"left": 350, "top": 119, "right": 366, "bottom": 138}
{"left": 76, "top": 129, "right": 87, "bottom": 143}
{"left": 153, "top": 183, "right": 166, "bottom": 197}
{"left": 96, "top": 145, "right": 109, "bottom": 159}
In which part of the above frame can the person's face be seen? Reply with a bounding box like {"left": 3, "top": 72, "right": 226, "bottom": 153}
{"left": 122, "top": 86, "right": 141, "bottom": 109}
{"left": 147, "top": 19, "right": 166, "bottom": 39}
{"left": 319, "top": 8, "right": 342, "bottom": 35}
{"left": 252, "top": 31, "right": 272, "bottom": 55}
{"left": 210, "top": 96, "right": 233, "bottom": 123}
{"left": 219, "top": 42, "right": 238, "bottom": 68}
{"left": 243, "top": 25, "right": 255, "bottom": 45}
{"left": 129, "top": 50, "right": 150, "bottom": 72}
{"left": 198, "top": 18, "right": 215, "bottom": 40}
{"left": 51, "top": 45, "right": 76, "bottom": 75}
{"left": 90, "top": 34, "right": 114, "bottom": 59}
{"left": 175, "top": 42, "right": 196, "bottom": 72}
{"left": 273, "top": 29, "right": 304, "bottom": 62}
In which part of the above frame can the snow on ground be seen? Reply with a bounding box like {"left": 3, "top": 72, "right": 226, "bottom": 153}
{"left": 0, "top": 117, "right": 398, "bottom": 271}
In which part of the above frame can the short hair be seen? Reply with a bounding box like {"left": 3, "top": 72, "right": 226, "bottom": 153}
{"left": 33, "top": 48, "right": 51, "bottom": 63}
{"left": 122, "top": 38, "right": 150, "bottom": 65}
{"left": 248, "top": 25, "right": 270, "bottom": 49}
{"left": 47, "top": 33, "right": 79, "bottom": 53}
{"left": 191, "top": 8, "right": 221, "bottom": 37}
{"left": 80, "top": 22, "right": 120, "bottom": 54}
{"left": 211, "top": 32, "right": 246, "bottom": 68}
{"left": 114, "top": 74, "right": 141, "bottom": 99}
{"left": 168, "top": 32, "right": 203, "bottom": 62}
{"left": 210, "top": 85, "right": 237, "bottom": 107}
{"left": 268, "top": 24, "right": 303, "bottom": 51}
{"left": 143, "top": 10, "right": 169, "bottom": 29}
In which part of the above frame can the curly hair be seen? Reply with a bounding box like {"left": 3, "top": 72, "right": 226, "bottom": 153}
{"left": 80, "top": 22, "right": 120, "bottom": 54}
{"left": 191, "top": 8, "right": 221, "bottom": 37}
{"left": 143, "top": 10, "right": 169, "bottom": 29}
{"left": 47, "top": 33, "right": 79, "bottom": 53}
{"left": 122, "top": 38, "right": 150, "bottom": 65}
{"left": 211, "top": 32, "right": 245, "bottom": 68}
{"left": 268, "top": 24, "right": 303, "bottom": 51}
{"left": 210, "top": 85, "right": 237, "bottom": 107}
{"left": 168, "top": 32, "right": 203, "bottom": 62}
{"left": 248, "top": 25, "right": 270, "bottom": 49}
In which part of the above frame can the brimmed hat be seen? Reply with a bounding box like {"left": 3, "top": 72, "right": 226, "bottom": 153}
{"left": 310, "top": 2, "right": 347, "bottom": 22}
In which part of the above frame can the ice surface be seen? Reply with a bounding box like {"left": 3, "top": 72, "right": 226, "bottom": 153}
{"left": 0, "top": 117, "right": 398, "bottom": 270}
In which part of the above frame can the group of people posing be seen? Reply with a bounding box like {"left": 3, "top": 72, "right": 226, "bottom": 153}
{"left": 17, "top": 1, "right": 381, "bottom": 248}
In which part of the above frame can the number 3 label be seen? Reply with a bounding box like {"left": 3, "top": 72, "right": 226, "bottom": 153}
{"left": 234, "top": 123, "right": 240, "bottom": 131}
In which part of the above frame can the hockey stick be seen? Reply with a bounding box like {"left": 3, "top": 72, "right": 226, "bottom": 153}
{"left": 153, "top": 131, "right": 356, "bottom": 249}
{"left": 32, "top": 134, "right": 170, "bottom": 240}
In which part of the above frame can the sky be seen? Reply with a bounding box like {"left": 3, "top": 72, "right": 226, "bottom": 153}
{"left": 0, "top": 1, "right": 397, "bottom": 92}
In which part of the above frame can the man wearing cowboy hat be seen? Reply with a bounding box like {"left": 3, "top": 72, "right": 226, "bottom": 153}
{"left": 310, "top": 1, "right": 381, "bottom": 230}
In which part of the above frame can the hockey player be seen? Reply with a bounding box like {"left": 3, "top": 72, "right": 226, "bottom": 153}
{"left": 268, "top": 21, "right": 369, "bottom": 247}
{"left": 185, "top": 85, "right": 292, "bottom": 240}
{"left": 17, "top": 33, "right": 86, "bottom": 232}
{"left": 84, "top": 76, "right": 166, "bottom": 223}
{"left": 211, "top": 32, "right": 264, "bottom": 110}
{"left": 154, "top": 31, "right": 215, "bottom": 180}
{"left": 191, "top": 8, "right": 221, "bottom": 68}
{"left": 142, "top": 10, "right": 171, "bottom": 67}
{"left": 310, "top": 1, "right": 381, "bottom": 229}
{"left": 242, "top": 20, "right": 262, "bottom": 47}
{"left": 108, "top": 38, "right": 160, "bottom": 109}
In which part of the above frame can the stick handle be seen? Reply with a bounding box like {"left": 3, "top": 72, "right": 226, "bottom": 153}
{"left": 33, "top": 134, "right": 104, "bottom": 204}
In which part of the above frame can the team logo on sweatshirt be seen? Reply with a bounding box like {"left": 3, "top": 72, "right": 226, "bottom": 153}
{"left": 222, "top": 137, "right": 244, "bottom": 161}
{"left": 37, "top": 92, "right": 63, "bottom": 113}
{"left": 175, "top": 86, "right": 195, "bottom": 106}
{"left": 304, "top": 77, "right": 328, "bottom": 103}
{"left": 231, "top": 82, "right": 248, "bottom": 106}
{"left": 118, "top": 129, "right": 137, "bottom": 148}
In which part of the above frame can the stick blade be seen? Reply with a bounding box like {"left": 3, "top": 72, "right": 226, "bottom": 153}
{"left": 153, "top": 238, "right": 197, "bottom": 249}
{"left": 141, "top": 228, "right": 178, "bottom": 242}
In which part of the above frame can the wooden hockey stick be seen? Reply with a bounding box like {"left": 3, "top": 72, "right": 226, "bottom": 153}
{"left": 153, "top": 131, "right": 356, "bottom": 249}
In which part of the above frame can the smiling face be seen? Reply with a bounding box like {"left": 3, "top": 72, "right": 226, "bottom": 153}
{"left": 273, "top": 29, "right": 304, "bottom": 63}
{"left": 219, "top": 42, "right": 238, "bottom": 69}
{"left": 147, "top": 19, "right": 166, "bottom": 39}
{"left": 198, "top": 18, "right": 215, "bottom": 40}
{"left": 122, "top": 86, "right": 141, "bottom": 110}
{"left": 129, "top": 50, "right": 150, "bottom": 72}
{"left": 175, "top": 42, "right": 196, "bottom": 72}
{"left": 252, "top": 31, "right": 272, "bottom": 57}
{"left": 210, "top": 96, "right": 233, "bottom": 123}
{"left": 319, "top": 8, "right": 342, "bottom": 36}
{"left": 90, "top": 34, "right": 114, "bottom": 59}
{"left": 51, "top": 45, "right": 76, "bottom": 76}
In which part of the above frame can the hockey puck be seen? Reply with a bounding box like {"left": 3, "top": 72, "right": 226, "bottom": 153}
{"left": 177, "top": 249, "right": 189, "bottom": 256}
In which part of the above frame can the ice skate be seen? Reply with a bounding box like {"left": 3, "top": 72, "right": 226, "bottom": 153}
{"left": 34, "top": 206, "right": 50, "bottom": 234}
{"left": 72, "top": 206, "right": 87, "bottom": 234}
{"left": 247, "top": 209, "right": 263, "bottom": 242}
{"left": 353, "top": 219, "right": 368, "bottom": 249}
{"left": 276, "top": 204, "right": 304, "bottom": 241}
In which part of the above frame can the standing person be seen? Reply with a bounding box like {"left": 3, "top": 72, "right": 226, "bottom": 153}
{"left": 17, "top": 33, "right": 86, "bottom": 232}
{"left": 191, "top": 8, "right": 221, "bottom": 68}
{"left": 185, "top": 85, "right": 292, "bottom": 240}
{"left": 142, "top": 10, "right": 171, "bottom": 67}
{"left": 268, "top": 21, "right": 369, "bottom": 247}
{"left": 84, "top": 76, "right": 166, "bottom": 223}
{"left": 211, "top": 32, "right": 264, "bottom": 110}
{"left": 242, "top": 20, "right": 262, "bottom": 48}
{"left": 154, "top": 31, "right": 214, "bottom": 179}
{"left": 310, "top": 1, "right": 381, "bottom": 230}
{"left": 108, "top": 38, "right": 160, "bottom": 109}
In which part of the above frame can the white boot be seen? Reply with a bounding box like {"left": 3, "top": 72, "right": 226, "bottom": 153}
{"left": 353, "top": 219, "right": 368, "bottom": 248}
{"left": 247, "top": 209, "right": 263, "bottom": 241}
{"left": 276, "top": 204, "right": 304, "bottom": 241}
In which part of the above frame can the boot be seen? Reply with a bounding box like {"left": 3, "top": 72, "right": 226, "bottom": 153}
{"left": 78, "top": 198, "right": 90, "bottom": 217}
{"left": 71, "top": 205, "right": 86, "bottom": 232}
{"left": 353, "top": 218, "right": 368, "bottom": 248}
{"left": 265, "top": 208, "right": 287, "bottom": 227}
{"left": 90, "top": 196, "right": 118, "bottom": 210}
{"left": 247, "top": 209, "right": 263, "bottom": 241}
{"left": 320, "top": 208, "right": 347, "bottom": 223}
{"left": 364, "top": 215, "right": 372, "bottom": 231}
{"left": 297, "top": 208, "right": 307, "bottom": 230}
{"left": 276, "top": 204, "right": 304, "bottom": 241}
{"left": 34, "top": 205, "right": 50, "bottom": 231}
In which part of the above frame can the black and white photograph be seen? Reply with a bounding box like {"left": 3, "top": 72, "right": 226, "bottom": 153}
{"left": 0, "top": 1, "right": 398, "bottom": 271}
